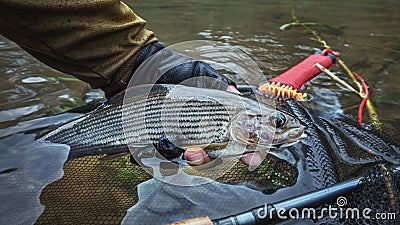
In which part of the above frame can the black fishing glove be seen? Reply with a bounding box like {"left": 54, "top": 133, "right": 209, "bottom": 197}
{"left": 106, "top": 42, "right": 237, "bottom": 98}
{"left": 120, "top": 42, "right": 237, "bottom": 166}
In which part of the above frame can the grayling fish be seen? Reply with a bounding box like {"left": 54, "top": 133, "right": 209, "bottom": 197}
{"left": 36, "top": 84, "right": 305, "bottom": 161}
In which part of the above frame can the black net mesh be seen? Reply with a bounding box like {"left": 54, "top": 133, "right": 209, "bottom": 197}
{"left": 1, "top": 97, "right": 399, "bottom": 225}
{"left": 35, "top": 154, "right": 299, "bottom": 224}
{"left": 302, "top": 164, "right": 400, "bottom": 225}
{"left": 36, "top": 156, "right": 151, "bottom": 225}
{"left": 344, "top": 164, "right": 400, "bottom": 225}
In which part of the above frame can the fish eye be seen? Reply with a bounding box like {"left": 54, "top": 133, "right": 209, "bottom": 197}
{"left": 269, "top": 113, "right": 286, "bottom": 128}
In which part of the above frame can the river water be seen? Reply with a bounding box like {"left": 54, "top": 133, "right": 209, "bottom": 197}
{"left": 0, "top": 1, "right": 399, "bottom": 224}
{"left": 1, "top": 0, "right": 399, "bottom": 129}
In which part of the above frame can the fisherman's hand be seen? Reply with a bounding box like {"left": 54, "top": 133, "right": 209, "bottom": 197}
{"left": 183, "top": 139, "right": 263, "bottom": 167}
{"left": 129, "top": 42, "right": 261, "bottom": 166}
{"left": 186, "top": 151, "right": 263, "bottom": 167}
{"left": 125, "top": 42, "right": 238, "bottom": 93}
{"left": 182, "top": 85, "right": 262, "bottom": 167}
{"left": 181, "top": 77, "right": 260, "bottom": 167}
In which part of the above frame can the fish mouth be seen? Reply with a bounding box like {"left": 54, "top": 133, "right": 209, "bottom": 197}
{"left": 288, "top": 126, "right": 306, "bottom": 139}
{"left": 232, "top": 124, "right": 307, "bottom": 150}
{"left": 271, "top": 132, "right": 307, "bottom": 148}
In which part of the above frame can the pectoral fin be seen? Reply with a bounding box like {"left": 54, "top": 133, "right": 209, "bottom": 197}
{"left": 154, "top": 136, "right": 186, "bottom": 160}
{"left": 127, "top": 136, "right": 188, "bottom": 165}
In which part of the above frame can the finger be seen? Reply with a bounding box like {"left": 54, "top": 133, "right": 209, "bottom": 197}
{"left": 226, "top": 85, "right": 242, "bottom": 94}
{"left": 240, "top": 152, "right": 263, "bottom": 167}
{"left": 184, "top": 147, "right": 212, "bottom": 166}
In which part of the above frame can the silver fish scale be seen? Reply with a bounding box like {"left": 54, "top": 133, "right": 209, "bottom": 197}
{"left": 121, "top": 97, "right": 234, "bottom": 145}
{"left": 39, "top": 89, "right": 240, "bottom": 158}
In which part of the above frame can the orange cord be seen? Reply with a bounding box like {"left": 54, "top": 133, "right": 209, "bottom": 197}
{"left": 258, "top": 82, "right": 306, "bottom": 101}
